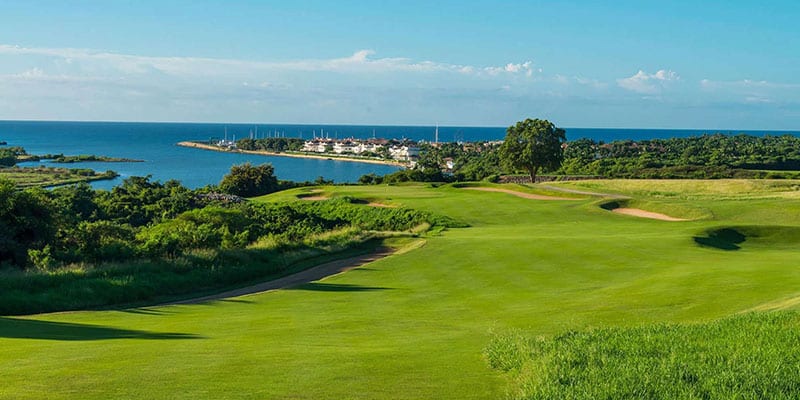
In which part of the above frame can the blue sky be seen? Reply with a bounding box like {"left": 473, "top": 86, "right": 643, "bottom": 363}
{"left": 1, "top": 0, "right": 798, "bottom": 129}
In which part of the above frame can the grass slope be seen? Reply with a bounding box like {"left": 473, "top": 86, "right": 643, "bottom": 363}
{"left": 1, "top": 181, "right": 799, "bottom": 399}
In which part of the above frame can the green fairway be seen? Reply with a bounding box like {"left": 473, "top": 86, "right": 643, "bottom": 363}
{"left": 2, "top": 180, "right": 800, "bottom": 399}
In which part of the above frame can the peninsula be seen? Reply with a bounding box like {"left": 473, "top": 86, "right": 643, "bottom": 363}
{"left": 177, "top": 140, "right": 410, "bottom": 167}
{"left": 45, "top": 154, "right": 144, "bottom": 163}
{"left": 0, "top": 146, "right": 121, "bottom": 187}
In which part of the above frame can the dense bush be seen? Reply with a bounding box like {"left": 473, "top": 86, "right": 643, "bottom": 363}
{"left": 0, "top": 146, "right": 28, "bottom": 167}
{"left": 0, "top": 180, "right": 55, "bottom": 267}
{"left": 1, "top": 172, "right": 464, "bottom": 270}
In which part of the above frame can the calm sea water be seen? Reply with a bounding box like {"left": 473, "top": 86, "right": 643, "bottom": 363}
{"left": 1, "top": 120, "right": 798, "bottom": 189}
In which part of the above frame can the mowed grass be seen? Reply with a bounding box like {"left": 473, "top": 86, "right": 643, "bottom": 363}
{"left": 1, "top": 181, "right": 800, "bottom": 399}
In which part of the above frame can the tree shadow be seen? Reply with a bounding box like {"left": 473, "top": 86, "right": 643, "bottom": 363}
{"left": 0, "top": 317, "right": 203, "bottom": 341}
{"left": 287, "top": 283, "right": 391, "bottom": 292}
{"left": 217, "top": 298, "right": 255, "bottom": 304}
{"left": 693, "top": 228, "right": 746, "bottom": 251}
{"left": 119, "top": 307, "right": 173, "bottom": 316}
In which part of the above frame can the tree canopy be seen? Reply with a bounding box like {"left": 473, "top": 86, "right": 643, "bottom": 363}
{"left": 499, "top": 118, "right": 566, "bottom": 182}
{"left": 219, "top": 162, "right": 279, "bottom": 197}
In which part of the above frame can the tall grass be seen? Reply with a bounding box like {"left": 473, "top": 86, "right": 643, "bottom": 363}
{"left": 486, "top": 312, "right": 800, "bottom": 399}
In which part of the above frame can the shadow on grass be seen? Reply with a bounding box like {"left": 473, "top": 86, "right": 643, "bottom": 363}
{"left": 600, "top": 200, "right": 623, "bottom": 211}
{"left": 693, "top": 228, "right": 746, "bottom": 251}
{"left": 287, "top": 283, "right": 391, "bottom": 292}
{"left": 217, "top": 298, "right": 255, "bottom": 304}
{"left": 350, "top": 267, "right": 378, "bottom": 272}
{"left": 0, "top": 317, "right": 203, "bottom": 341}
{"left": 119, "top": 308, "right": 174, "bottom": 316}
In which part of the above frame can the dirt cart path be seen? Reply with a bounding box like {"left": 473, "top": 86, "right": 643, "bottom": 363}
{"left": 169, "top": 248, "right": 394, "bottom": 305}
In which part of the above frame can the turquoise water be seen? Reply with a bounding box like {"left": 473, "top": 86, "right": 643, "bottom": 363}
{"left": 1, "top": 121, "right": 798, "bottom": 189}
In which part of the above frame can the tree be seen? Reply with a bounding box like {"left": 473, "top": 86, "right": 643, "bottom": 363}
{"left": 499, "top": 118, "right": 566, "bottom": 183}
{"left": 219, "top": 162, "right": 279, "bottom": 197}
{"left": 0, "top": 180, "right": 56, "bottom": 267}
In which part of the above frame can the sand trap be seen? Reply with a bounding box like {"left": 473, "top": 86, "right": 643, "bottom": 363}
{"left": 612, "top": 208, "right": 687, "bottom": 221}
{"left": 464, "top": 187, "right": 580, "bottom": 200}
{"left": 367, "top": 202, "right": 395, "bottom": 208}
{"left": 300, "top": 196, "right": 328, "bottom": 201}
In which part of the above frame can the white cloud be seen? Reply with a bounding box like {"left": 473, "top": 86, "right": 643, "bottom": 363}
{"left": 483, "top": 61, "right": 535, "bottom": 77}
{"left": 700, "top": 78, "right": 800, "bottom": 105}
{"left": 553, "top": 75, "right": 609, "bottom": 89}
{"left": 1, "top": 67, "right": 119, "bottom": 85}
{"left": 0, "top": 44, "right": 536, "bottom": 79}
{"left": 4, "top": 43, "right": 795, "bottom": 128}
{"left": 744, "top": 95, "right": 774, "bottom": 104}
{"left": 700, "top": 78, "right": 800, "bottom": 90}
{"left": 617, "top": 69, "right": 679, "bottom": 94}
{"left": 0, "top": 44, "right": 545, "bottom": 122}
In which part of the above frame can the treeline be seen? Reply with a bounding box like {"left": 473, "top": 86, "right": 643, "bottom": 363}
{"left": 236, "top": 138, "right": 305, "bottom": 152}
{"left": 44, "top": 154, "right": 143, "bottom": 163}
{"left": 360, "top": 133, "right": 800, "bottom": 183}
{"left": 561, "top": 134, "right": 800, "bottom": 178}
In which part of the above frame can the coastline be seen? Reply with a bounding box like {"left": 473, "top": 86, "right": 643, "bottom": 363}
{"left": 176, "top": 141, "right": 408, "bottom": 167}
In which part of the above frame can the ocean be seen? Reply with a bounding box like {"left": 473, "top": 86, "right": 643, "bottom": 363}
{"left": 1, "top": 120, "right": 798, "bottom": 189}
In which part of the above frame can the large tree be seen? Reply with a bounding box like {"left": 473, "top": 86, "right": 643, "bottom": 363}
{"left": 219, "top": 162, "right": 279, "bottom": 197}
{"left": 499, "top": 118, "right": 566, "bottom": 183}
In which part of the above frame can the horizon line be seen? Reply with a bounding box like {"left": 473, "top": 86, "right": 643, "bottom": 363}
{"left": 0, "top": 118, "right": 798, "bottom": 133}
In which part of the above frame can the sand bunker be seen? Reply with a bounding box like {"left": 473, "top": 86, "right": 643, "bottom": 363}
{"left": 300, "top": 196, "right": 328, "bottom": 201}
{"left": 612, "top": 208, "right": 687, "bottom": 221}
{"left": 367, "top": 202, "right": 395, "bottom": 208}
{"left": 464, "top": 187, "right": 580, "bottom": 200}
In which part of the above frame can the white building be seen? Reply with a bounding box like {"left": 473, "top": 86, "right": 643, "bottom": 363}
{"left": 300, "top": 138, "right": 417, "bottom": 162}
{"left": 333, "top": 141, "right": 359, "bottom": 154}
{"left": 389, "top": 145, "right": 419, "bottom": 161}
{"left": 301, "top": 139, "right": 331, "bottom": 153}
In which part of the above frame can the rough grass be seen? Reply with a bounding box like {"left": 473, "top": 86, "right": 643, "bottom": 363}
{"left": 486, "top": 312, "right": 800, "bottom": 400}
{"left": 1, "top": 181, "right": 799, "bottom": 399}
